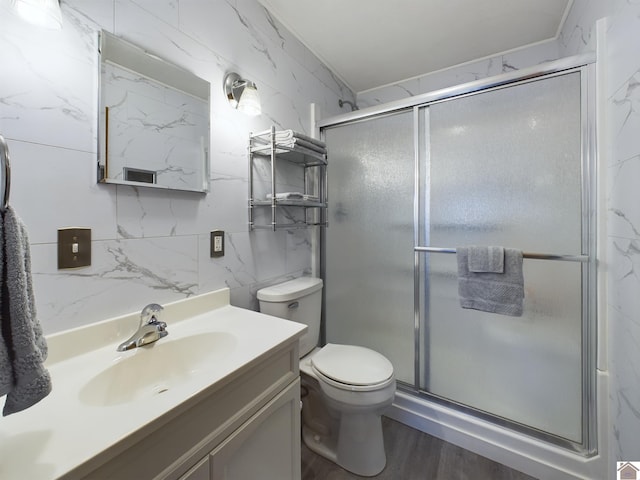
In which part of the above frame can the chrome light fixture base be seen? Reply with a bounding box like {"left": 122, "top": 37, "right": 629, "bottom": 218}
{"left": 224, "top": 72, "right": 244, "bottom": 108}
{"left": 224, "top": 72, "right": 261, "bottom": 116}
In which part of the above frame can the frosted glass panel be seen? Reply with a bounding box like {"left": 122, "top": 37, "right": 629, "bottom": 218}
{"left": 424, "top": 72, "right": 583, "bottom": 441}
{"left": 324, "top": 111, "right": 415, "bottom": 384}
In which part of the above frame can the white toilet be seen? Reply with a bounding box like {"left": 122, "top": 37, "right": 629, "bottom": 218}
{"left": 257, "top": 276, "right": 396, "bottom": 477}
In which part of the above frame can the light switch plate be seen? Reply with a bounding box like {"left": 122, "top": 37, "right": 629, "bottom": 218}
{"left": 58, "top": 228, "right": 91, "bottom": 269}
{"left": 211, "top": 230, "right": 224, "bottom": 258}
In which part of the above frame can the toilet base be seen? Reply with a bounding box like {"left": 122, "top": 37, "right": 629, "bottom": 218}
{"left": 302, "top": 423, "right": 338, "bottom": 463}
{"left": 301, "top": 380, "right": 387, "bottom": 477}
{"left": 302, "top": 412, "right": 387, "bottom": 477}
{"left": 336, "top": 412, "right": 386, "bottom": 476}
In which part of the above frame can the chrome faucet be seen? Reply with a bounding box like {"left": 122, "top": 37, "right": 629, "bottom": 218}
{"left": 116, "top": 303, "right": 168, "bottom": 351}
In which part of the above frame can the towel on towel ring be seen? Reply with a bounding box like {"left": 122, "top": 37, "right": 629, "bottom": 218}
{"left": 0, "top": 206, "right": 51, "bottom": 415}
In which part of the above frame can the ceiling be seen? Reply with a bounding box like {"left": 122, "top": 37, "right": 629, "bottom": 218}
{"left": 258, "top": 0, "right": 573, "bottom": 93}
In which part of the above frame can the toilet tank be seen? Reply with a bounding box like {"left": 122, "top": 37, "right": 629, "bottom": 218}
{"left": 257, "top": 277, "right": 323, "bottom": 357}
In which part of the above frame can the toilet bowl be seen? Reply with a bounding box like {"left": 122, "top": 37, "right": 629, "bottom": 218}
{"left": 257, "top": 277, "right": 396, "bottom": 477}
{"left": 300, "top": 344, "right": 395, "bottom": 476}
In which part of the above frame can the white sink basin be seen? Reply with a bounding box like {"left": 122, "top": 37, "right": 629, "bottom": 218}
{"left": 79, "top": 332, "right": 236, "bottom": 406}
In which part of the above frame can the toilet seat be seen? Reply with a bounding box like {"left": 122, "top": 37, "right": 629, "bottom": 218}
{"left": 312, "top": 367, "right": 395, "bottom": 392}
{"left": 311, "top": 343, "right": 394, "bottom": 392}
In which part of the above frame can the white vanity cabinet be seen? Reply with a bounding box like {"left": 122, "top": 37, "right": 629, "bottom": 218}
{"left": 179, "top": 379, "right": 300, "bottom": 480}
{"left": 69, "top": 340, "right": 302, "bottom": 480}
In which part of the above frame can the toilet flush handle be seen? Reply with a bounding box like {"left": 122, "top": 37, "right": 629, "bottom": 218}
{"left": 288, "top": 301, "right": 299, "bottom": 309}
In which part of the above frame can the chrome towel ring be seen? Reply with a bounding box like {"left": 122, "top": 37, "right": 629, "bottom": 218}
{"left": 0, "top": 135, "right": 11, "bottom": 213}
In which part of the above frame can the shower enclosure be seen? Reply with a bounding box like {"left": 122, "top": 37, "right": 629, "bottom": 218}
{"left": 319, "top": 57, "right": 597, "bottom": 456}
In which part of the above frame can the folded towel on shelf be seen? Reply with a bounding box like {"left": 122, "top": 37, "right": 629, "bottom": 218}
{"left": 266, "top": 192, "right": 304, "bottom": 200}
{"left": 274, "top": 144, "right": 327, "bottom": 161}
{"left": 274, "top": 129, "right": 326, "bottom": 151}
{"left": 266, "top": 193, "right": 321, "bottom": 204}
{"left": 457, "top": 246, "right": 524, "bottom": 317}
{"left": 1, "top": 206, "right": 51, "bottom": 416}
{"left": 467, "top": 246, "right": 504, "bottom": 273}
{"left": 252, "top": 129, "right": 327, "bottom": 160}
{"left": 277, "top": 136, "right": 327, "bottom": 155}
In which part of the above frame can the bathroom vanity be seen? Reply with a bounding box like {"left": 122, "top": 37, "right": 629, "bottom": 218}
{"left": 0, "top": 288, "right": 306, "bottom": 480}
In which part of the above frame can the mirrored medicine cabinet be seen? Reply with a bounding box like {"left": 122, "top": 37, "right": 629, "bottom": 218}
{"left": 97, "top": 30, "right": 210, "bottom": 193}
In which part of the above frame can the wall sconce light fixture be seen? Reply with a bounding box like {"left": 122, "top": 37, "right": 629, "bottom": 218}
{"left": 11, "top": 0, "right": 62, "bottom": 29}
{"left": 224, "top": 72, "right": 261, "bottom": 116}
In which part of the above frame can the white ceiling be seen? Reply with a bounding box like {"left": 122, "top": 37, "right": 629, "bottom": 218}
{"left": 258, "top": 0, "right": 573, "bottom": 93}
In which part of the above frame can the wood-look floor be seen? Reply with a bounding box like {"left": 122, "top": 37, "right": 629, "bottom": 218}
{"left": 301, "top": 417, "right": 537, "bottom": 480}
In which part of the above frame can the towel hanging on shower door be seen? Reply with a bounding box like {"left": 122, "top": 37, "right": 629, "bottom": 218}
{"left": 456, "top": 246, "right": 524, "bottom": 317}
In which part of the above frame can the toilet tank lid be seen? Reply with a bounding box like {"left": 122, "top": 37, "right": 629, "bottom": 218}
{"left": 311, "top": 343, "right": 394, "bottom": 386}
{"left": 257, "top": 276, "right": 323, "bottom": 302}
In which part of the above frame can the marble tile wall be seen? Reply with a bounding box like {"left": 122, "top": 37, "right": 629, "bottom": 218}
{"left": 0, "top": 0, "right": 353, "bottom": 334}
{"left": 356, "top": 40, "right": 561, "bottom": 109}
{"left": 557, "top": 0, "right": 608, "bottom": 57}
{"left": 561, "top": 0, "right": 640, "bottom": 469}
{"left": 599, "top": 0, "right": 640, "bottom": 470}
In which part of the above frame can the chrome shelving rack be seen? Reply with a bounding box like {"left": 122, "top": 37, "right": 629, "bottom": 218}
{"left": 248, "top": 126, "right": 328, "bottom": 231}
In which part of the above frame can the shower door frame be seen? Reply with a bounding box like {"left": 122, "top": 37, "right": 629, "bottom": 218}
{"left": 319, "top": 53, "right": 598, "bottom": 455}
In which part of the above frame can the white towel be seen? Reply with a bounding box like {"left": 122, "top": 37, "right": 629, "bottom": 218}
{"left": 1, "top": 206, "right": 51, "bottom": 416}
{"left": 273, "top": 144, "right": 327, "bottom": 161}
{"left": 276, "top": 137, "right": 327, "bottom": 155}
{"left": 274, "top": 130, "right": 326, "bottom": 150}
{"left": 266, "top": 192, "right": 304, "bottom": 200}
{"left": 252, "top": 130, "right": 327, "bottom": 161}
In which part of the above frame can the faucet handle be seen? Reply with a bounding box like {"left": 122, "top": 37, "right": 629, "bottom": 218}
{"left": 140, "top": 303, "right": 164, "bottom": 326}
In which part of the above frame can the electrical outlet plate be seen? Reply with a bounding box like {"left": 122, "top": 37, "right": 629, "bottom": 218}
{"left": 211, "top": 230, "right": 224, "bottom": 257}
{"left": 58, "top": 228, "right": 91, "bottom": 269}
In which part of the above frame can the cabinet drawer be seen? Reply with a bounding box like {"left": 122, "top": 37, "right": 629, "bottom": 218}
{"left": 210, "top": 379, "right": 301, "bottom": 480}
{"left": 178, "top": 457, "right": 209, "bottom": 480}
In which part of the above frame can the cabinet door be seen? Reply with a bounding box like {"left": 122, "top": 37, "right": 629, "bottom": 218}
{"left": 210, "top": 379, "right": 301, "bottom": 480}
{"left": 179, "top": 457, "right": 209, "bottom": 480}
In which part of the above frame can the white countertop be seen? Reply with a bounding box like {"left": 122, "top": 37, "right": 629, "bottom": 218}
{"left": 0, "top": 288, "right": 305, "bottom": 480}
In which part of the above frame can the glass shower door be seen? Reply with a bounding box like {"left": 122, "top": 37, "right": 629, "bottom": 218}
{"left": 421, "top": 72, "right": 584, "bottom": 442}
{"left": 323, "top": 111, "right": 415, "bottom": 384}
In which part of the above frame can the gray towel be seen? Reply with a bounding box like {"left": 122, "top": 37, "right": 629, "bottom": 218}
{"left": 468, "top": 245, "right": 504, "bottom": 273}
{"left": 1, "top": 206, "right": 51, "bottom": 416}
{"left": 0, "top": 214, "right": 11, "bottom": 397}
{"left": 457, "top": 246, "right": 524, "bottom": 317}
